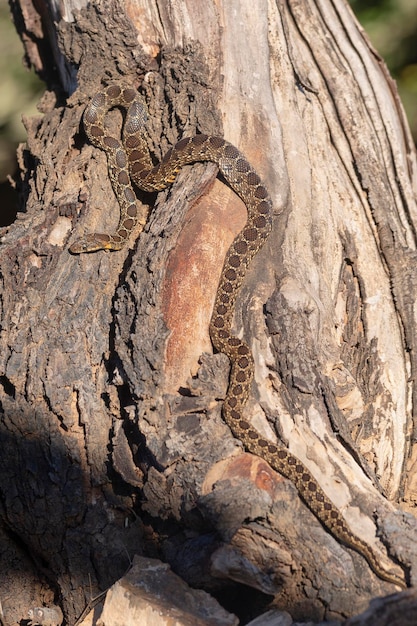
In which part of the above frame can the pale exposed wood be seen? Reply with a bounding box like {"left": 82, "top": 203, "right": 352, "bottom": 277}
{"left": 95, "top": 555, "right": 238, "bottom": 626}
{"left": 1, "top": 0, "right": 417, "bottom": 623}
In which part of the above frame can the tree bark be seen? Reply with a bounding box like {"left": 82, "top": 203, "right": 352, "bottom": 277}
{"left": 2, "top": 0, "right": 417, "bottom": 623}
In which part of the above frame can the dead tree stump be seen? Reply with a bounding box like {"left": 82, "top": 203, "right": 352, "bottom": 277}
{"left": 1, "top": 0, "right": 417, "bottom": 623}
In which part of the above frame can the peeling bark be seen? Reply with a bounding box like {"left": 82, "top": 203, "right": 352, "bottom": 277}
{"left": 1, "top": 0, "right": 417, "bottom": 623}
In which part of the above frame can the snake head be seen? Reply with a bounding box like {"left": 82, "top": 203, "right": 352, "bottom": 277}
{"left": 69, "top": 233, "right": 120, "bottom": 254}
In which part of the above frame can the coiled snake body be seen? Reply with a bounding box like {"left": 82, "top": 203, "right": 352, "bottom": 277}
{"left": 70, "top": 84, "right": 404, "bottom": 588}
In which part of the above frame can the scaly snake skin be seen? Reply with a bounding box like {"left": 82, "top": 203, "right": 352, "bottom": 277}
{"left": 70, "top": 84, "right": 405, "bottom": 588}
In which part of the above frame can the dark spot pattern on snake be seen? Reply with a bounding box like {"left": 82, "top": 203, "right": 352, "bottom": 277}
{"left": 67, "top": 83, "right": 406, "bottom": 589}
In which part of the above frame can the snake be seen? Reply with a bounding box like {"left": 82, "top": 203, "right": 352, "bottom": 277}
{"left": 69, "top": 84, "right": 405, "bottom": 588}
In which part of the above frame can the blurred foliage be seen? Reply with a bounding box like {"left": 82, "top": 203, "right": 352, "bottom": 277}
{"left": 350, "top": 0, "right": 417, "bottom": 140}
{"left": 0, "top": 0, "right": 43, "bottom": 183}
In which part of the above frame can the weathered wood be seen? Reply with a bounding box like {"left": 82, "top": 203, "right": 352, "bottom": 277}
{"left": 87, "top": 555, "right": 238, "bottom": 626}
{"left": 1, "top": 0, "right": 417, "bottom": 623}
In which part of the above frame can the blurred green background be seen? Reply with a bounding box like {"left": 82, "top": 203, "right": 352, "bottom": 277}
{"left": 0, "top": 0, "right": 416, "bottom": 225}
{"left": 350, "top": 0, "right": 417, "bottom": 138}
{"left": 0, "top": 0, "right": 43, "bottom": 225}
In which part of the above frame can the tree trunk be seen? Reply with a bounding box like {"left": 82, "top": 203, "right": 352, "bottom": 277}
{"left": 2, "top": 0, "right": 417, "bottom": 623}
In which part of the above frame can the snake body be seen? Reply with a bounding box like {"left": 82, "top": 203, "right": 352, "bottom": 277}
{"left": 70, "top": 84, "right": 404, "bottom": 588}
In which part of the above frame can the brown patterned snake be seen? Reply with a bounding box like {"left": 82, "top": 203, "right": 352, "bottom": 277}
{"left": 70, "top": 84, "right": 405, "bottom": 588}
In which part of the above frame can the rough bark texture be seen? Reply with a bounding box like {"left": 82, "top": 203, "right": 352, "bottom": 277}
{"left": 91, "top": 555, "right": 238, "bottom": 626}
{"left": 1, "top": 0, "right": 417, "bottom": 624}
